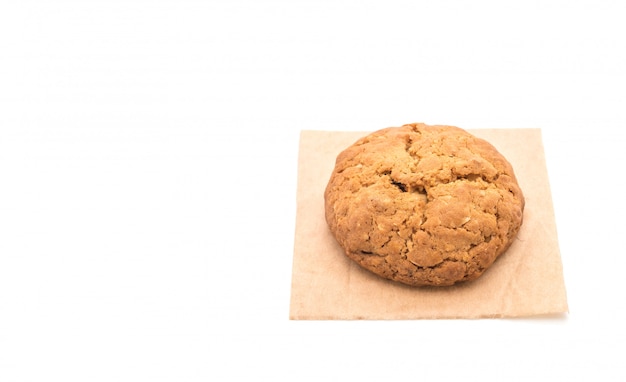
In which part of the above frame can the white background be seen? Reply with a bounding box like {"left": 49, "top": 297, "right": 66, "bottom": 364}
{"left": 1, "top": 0, "right": 625, "bottom": 381}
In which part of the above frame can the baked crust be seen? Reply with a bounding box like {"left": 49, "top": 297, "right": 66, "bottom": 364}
{"left": 324, "top": 123, "right": 525, "bottom": 286}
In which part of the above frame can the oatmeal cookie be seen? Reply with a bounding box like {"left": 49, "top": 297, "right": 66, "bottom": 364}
{"left": 324, "top": 123, "right": 525, "bottom": 286}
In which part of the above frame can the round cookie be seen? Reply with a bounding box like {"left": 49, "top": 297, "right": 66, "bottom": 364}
{"left": 324, "top": 123, "right": 525, "bottom": 286}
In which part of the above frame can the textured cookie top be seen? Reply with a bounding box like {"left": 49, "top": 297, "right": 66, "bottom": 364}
{"left": 324, "top": 123, "right": 525, "bottom": 286}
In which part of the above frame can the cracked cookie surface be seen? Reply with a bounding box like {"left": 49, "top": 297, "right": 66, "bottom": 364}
{"left": 324, "top": 123, "right": 525, "bottom": 286}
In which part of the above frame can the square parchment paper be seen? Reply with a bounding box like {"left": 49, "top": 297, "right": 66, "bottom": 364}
{"left": 289, "top": 128, "right": 568, "bottom": 319}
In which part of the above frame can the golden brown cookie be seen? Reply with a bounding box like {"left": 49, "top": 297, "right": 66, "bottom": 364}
{"left": 324, "top": 123, "right": 525, "bottom": 286}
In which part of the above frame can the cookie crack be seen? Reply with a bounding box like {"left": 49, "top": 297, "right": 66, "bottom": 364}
{"left": 386, "top": 174, "right": 428, "bottom": 196}
{"left": 404, "top": 135, "right": 414, "bottom": 153}
{"left": 359, "top": 250, "right": 382, "bottom": 256}
{"left": 391, "top": 180, "right": 407, "bottom": 192}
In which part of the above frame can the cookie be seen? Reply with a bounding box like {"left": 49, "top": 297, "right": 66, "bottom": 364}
{"left": 324, "top": 123, "right": 525, "bottom": 286}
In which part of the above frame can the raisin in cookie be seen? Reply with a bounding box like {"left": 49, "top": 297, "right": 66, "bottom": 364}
{"left": 324, "top": 123, "right": 525, "bottom": 286}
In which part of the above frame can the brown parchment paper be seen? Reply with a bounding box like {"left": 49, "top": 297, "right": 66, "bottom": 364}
{"left": 289, "top": 128, "right": 568, "bottom": 320}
